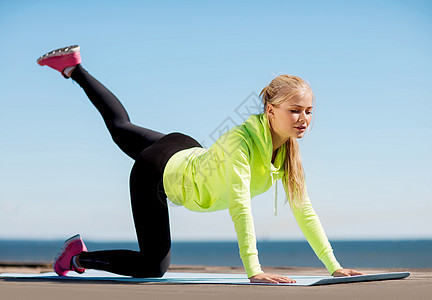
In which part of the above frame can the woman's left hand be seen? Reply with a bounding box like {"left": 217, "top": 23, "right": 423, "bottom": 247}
{"left": 332, "top": 268, "right": 365, "bottom": 277}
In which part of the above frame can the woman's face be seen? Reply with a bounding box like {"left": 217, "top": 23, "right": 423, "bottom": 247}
{"left": 267, "top": 94, "right": 314, "bottom": 140}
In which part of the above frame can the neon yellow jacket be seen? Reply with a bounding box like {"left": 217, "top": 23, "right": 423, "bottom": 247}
{"left": 162, "top": 113, "right": 342, "bottom": 278}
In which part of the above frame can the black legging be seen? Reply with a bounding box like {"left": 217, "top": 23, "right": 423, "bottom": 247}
{"left": 70, "top": 64, "right": 202, "bottom": 277}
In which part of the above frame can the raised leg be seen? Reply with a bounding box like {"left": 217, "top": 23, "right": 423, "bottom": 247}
{"left": 71, "top": 64, "right": 166, "bottom": 160}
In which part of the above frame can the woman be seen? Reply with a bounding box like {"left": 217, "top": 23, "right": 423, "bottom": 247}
{"left": 37, "top": 45, "right": 363, "bottom": 284}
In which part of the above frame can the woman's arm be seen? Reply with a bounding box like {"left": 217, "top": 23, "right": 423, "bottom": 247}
{"left": 290, "top": 193, "right": 365, "bottom": 277}
{"left": 289, "top": 193, "right": 343, "bottom": 275}
{"left": 224, "top": 140, "right": 262, "bottom": 278}
{"left": 224, "top": 139, "right": 297, "bottom": 283}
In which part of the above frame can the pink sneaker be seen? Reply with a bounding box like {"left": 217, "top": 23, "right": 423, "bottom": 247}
{"left": 37, "top": 45, "right": 81, "bottom": 78}
{"left": 53, "top": 234, "right": 87, "bottom": 276}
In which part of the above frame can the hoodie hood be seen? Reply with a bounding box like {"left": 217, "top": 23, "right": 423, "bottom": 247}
{"left": 242, "top": 113, "right": 286, "bottom": 215}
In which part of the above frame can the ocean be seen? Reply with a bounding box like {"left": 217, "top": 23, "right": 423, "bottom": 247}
{"left": 0, "top": 240, "right": 431, "bottom": 269}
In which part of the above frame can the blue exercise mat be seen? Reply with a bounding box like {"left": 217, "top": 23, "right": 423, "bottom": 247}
{"left": 0, "top": 270, "right": 410, "bottom": 286}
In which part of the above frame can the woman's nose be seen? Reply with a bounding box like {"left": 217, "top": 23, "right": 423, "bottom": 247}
{"left": 298, "top": 111, "right": 307, "bottom": 122}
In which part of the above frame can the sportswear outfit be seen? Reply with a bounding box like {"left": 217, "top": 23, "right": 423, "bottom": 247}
{"left": 68, "top": 65, "right": 201, "bottom": 277}
{"left": 163, "top": 110, "right": 342, "bottom": 277}
{"left": 49, "top": 63, "right": 341, "bottom": 278}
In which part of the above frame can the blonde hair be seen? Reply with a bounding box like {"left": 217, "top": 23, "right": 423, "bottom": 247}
{"left": 259, "top": 74, "right": 314, "bottom": 210}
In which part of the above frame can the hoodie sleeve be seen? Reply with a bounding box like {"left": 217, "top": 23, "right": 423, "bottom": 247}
{"left": 224, "top": 137, "right": 263, "bottom": 278}
{"left": 289, "top": 192, "right": 342, "bottom": 275}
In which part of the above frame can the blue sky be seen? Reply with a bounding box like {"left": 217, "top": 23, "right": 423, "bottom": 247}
{"left": 0, "top": 0, "right": 431, "bottom": 242}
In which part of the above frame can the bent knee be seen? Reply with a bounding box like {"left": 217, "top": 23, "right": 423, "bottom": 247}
{"left": 131, "top": 252, "right": 170, "bottom": 278}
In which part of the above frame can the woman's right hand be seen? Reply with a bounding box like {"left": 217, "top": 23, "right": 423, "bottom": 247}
{"left": 249, "top": 272, "right": 296, "bottom": 284}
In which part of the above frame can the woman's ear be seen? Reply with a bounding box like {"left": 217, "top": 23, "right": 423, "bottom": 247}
{"left": 266, "top": 103, "right": 275, "bottom": 117}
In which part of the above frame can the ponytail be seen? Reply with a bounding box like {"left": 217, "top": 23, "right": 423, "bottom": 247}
{"left": 259, "top": 74, "right": 313, "bottom": 209}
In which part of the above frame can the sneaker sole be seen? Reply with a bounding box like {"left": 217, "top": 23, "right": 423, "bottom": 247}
{"left": 37, "top": 45, "right": 80, "bottom": 65}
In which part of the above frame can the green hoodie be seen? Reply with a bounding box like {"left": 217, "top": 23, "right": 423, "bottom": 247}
{"left": 162, "top": 113, "right": 342, "bottom": 278}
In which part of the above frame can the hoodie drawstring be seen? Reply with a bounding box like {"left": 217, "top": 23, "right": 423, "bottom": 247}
{"left": 272, "top": 173, "right": 278, "bottom": 216}
{"left": 274, "top": 180, "right": 278, "bottom": 216}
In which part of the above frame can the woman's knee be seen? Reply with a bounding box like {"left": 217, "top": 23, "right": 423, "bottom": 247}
{"left": 131, "top": 251, "right": 171, "bottom": 278}
{"left": 158, "top": 249, "right": 171, "bottom": 276}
